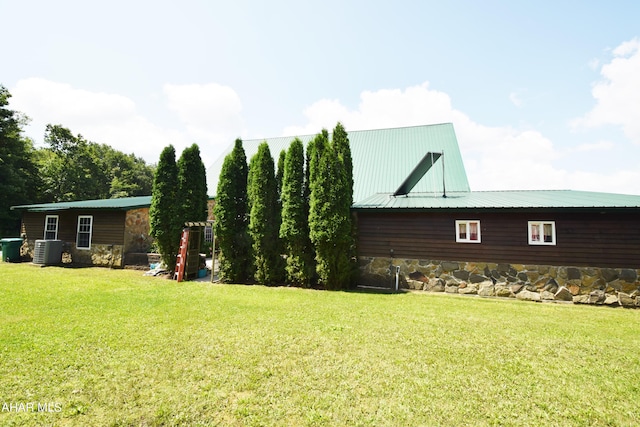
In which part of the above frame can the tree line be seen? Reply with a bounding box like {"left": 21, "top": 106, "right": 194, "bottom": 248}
{"left": 0, "top": 85, "right": 155, "bottom": 236}
{"left": 214, "top": 122, "right": 357, "bottom": 290}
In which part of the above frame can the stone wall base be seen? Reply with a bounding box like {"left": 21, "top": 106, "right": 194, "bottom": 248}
{"left": 22, "top": 241, "right": 123, "bottom": 268}
{"left": 70, "top": 244, "right": 124, "bottom": 268}
{"left": 359, "top": 256, "right": 640, "bottom": 308}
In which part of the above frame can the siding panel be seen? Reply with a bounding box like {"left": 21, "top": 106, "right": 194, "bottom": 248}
{"left": 22, "top": 210, "right": 126, "bottom": 246}
{"left": 356, "top": 210, "right": 640, "bottom": 269}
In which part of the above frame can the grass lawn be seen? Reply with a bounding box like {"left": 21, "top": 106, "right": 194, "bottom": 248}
{"left": 0, "top": 264, "right": 639, "bottom": 426}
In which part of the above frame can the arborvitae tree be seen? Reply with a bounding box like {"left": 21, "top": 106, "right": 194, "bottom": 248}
{"left": 280, "top": 138, "right": 314, "bottom": 287}
{"left": 306, "top": 129, "right": 328, "bottom": 285}
{"left": 332, "top": 122, "right": 353, "bottom": 205}
{"left": 276, "top": 149, "right": 286, "bottom": 203}
{"left": 247, "top": 142, "right": 284, "bottom": 285}
{"left": 303, "top": 136, "right": 317, "bottom": 284}
{"left": 309, "top": 138, "right": 352, "bottom": 290}
{"left": 178, "top": 144, "right": 208, "bottom": 222}
{"left": 332, "top": 122, "right": 358, "bottom": 286}
{"left": 304, "top": 137, "right": 314, "bottom": 205}
{"left": 214, "top": 139, "right": 251, "bottom": 283}
{"left": 308, "top": 129, "right": 329, "bottom": 187}
{"left": 150, "top": 145, "right": 182, "bottom": 271}
{"left": 308, "top": 129, "right": 352, "bottom": 290}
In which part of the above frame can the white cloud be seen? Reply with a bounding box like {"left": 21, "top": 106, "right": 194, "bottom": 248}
{"left": 163, "top": 83, "right": 245, "bottom": 162}
{"left": 569, "top": 140, "right": 614, "bottom": 153}
{"left": 9, "top": 78, "right": 247, "bottom": 166}
{"left": 509, "top": 91, "right": 523, "bottom": 107}
{"left": 282, "top": 81, "right": 640, "bottom": 194}
{"left": 572, "top": 37, "right": 640, "bottom": 144}
{"left": 283, "top": 83, "right": 455, "bottom": 136}
{"left": 10, "top": 78, "right": 187, "bottom": 163}
{"left": 283, "top": 82, "right": 566, "bottom": 191}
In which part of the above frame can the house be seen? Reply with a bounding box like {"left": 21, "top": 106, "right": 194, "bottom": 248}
{"left": 12, "top": 196, "right": 218, "bottom": 268}
{"left": 354, "top": 190, "right": 640, "bottom": 300}
{"left": 208, "top": 123, "right": 640, "bottom": 305}
{"left": 12, "top": 196, "right": 154, "bottom": 267}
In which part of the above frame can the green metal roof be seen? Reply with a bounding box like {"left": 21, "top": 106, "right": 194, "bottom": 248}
{"left": 11, "top": 196, "right": 152, "bottom": 212}
{"left": 207, "top": 123, "right": 470, "bottom": 204}
{"left": 353, "top": 190, "right": 640, "bottom": 210}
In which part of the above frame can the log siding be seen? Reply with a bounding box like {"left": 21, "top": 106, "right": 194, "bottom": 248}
{"left": 355, "top": 209, "right": 640, "bottom": 269}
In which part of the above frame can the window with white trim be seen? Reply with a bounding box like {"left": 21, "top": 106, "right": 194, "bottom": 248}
{"left": 204, "top": 225, "right": 213, "bottom": 244}
{"left": 528, "top": 221, "right": 556, "bottom": 245}
{"left": 456, "top": 220, "right": 481, "bottom": 243}
{"left": 44, "top": 215, "right": 59, "bottom": 240}
{"left": 76, "top": 216, "right": 93, "bottom": 249}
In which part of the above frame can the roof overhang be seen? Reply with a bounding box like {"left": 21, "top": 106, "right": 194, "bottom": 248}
{"left": 11, "top": 196, "right": 153, "bottom": 212}
{"left": 352, "top": 190, "right": 640, "bottom": 211}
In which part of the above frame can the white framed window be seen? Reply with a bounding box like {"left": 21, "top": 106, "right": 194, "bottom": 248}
{"left": 456, "top": 220, "right": 481, "bottom": 243}
{"left": 204, "top": 225, "right": 213, "bottom": 244}
{"left": 44, "top": 215, "right": 59, "bottom": 240}
{"left": 76, "top": 216, "right": 93, "bottom": 250}
{"left": 528, "top": 221, "right": 556, "bottom": 245}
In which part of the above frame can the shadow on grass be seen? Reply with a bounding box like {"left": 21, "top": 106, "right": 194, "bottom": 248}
{"left": 346, "top": 284, "right": 408, "bottom": 295}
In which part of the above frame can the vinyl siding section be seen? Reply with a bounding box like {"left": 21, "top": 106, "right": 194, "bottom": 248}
{"left": 356, "top": 210, "right": 640, "bottom": 269}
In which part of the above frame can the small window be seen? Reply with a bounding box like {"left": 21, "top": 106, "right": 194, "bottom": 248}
{"left": 44, "top": 215, "right": 59, "bottom": 240}
{"left": 528, "top": 221, "right": 556, "bottom": 245}
{"left": 456, "top": 220, "right": 481, "bottom": 243}
{"left": 204, "top": 225, "right": 213, "bottom": 244}
{"left": 76, "top": 216, "right": 93, "bottom": 249}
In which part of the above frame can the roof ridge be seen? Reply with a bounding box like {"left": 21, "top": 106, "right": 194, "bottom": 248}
{"left": 243, "top": 122, "right": 454, "bottom": 143}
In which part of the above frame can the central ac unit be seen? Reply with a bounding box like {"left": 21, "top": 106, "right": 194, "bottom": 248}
{"left": 33, "top": 240, "right": 63, "bottom": 265}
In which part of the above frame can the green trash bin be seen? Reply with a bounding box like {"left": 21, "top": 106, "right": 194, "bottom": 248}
{"left": 1, "top": 238, "right": 23, "bottom": 262}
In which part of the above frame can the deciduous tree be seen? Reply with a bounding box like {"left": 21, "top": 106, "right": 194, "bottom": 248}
{"left": 43, "top": 125, "right": 110, "bottom": 201}
{"left": 40, "top": 124, "right": 154, "bottom": 202}
{"left": 0, "top": 86, "right": 39, "bottom": 235}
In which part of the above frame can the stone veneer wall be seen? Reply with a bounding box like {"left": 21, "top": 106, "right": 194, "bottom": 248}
{"left": 70, "top": 244, "right": 124, "bottom": 267}
{"left": 359, "top": 256, "right": 640, "bottom": 308}
{"left": 207, "top": 200, "right": 216, "bottom": 221}
{"left": 124, "top": 208, "right": 152, "bottom": 254}
{"left": 21, "top": 240, "right": 124, "bottom": 267}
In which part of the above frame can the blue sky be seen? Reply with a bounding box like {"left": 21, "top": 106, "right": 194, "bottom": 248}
{"left": 3, "top": 0, "right": 640, "bottom": 194}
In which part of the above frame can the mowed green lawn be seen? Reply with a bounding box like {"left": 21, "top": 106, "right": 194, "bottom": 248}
{"left": 0, "top": 264, "right": 639, "bottom": 426}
